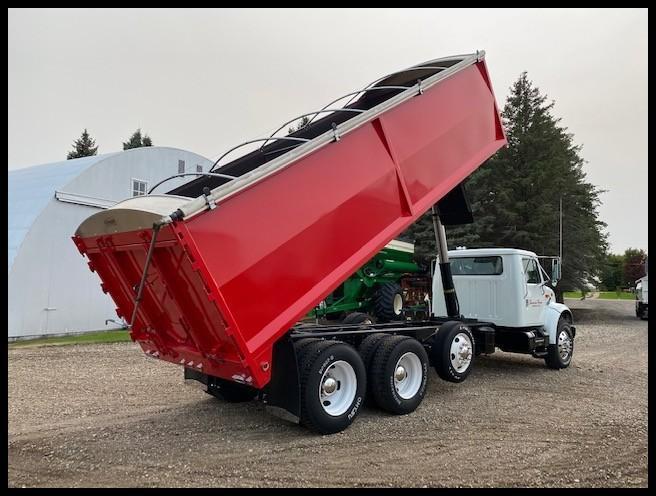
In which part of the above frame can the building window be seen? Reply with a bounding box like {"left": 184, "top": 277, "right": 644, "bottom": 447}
{"left": 196, "top": 164, "right": 203, "bottom": 173}
{"left": 132, "top": 179, "right": 147, "bottom": 197}
{"left": 178, "top": 160, "right": 185, "bottom": 174}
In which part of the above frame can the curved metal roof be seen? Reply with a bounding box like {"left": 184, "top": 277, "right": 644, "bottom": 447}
{"left": 8, "top": 153, "right": 119, "bottom": 270}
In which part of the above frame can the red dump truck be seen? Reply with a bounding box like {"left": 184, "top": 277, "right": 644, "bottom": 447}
{"left": 74, "top": 51, "right": 508, "bottom": 434}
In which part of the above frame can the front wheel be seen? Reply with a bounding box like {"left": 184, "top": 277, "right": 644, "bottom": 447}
{"left": 431, "top": 322, "right": 475, "bottom": 383}
{"left": 545, "top": 317, "right": 574, "bottom": 369}
{"left": 298, "top": 340, "right": 366, "bottom": 434}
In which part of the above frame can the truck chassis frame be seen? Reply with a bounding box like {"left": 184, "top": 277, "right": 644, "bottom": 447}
{"left": 185, "top": 315, "right": 574, "bottom": 425}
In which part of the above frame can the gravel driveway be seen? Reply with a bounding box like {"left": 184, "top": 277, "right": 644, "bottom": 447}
{"left": 8, "top": 298, "right": 648, "bottom": 487}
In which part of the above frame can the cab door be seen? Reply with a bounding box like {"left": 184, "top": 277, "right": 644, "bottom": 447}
{"left": 521, "top": 257, "right": 548, "bottom": 326}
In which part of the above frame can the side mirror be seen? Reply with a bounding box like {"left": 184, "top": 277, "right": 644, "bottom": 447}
{"left": 551, "top": 259, "right": 561, "bottom": 286}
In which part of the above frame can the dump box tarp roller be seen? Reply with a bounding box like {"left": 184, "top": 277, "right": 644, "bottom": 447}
{"left": 74, "top": 52, "right": 506, "bottom": 389}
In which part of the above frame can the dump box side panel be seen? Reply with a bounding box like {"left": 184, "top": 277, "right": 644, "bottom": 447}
{"left": 182, "top": 61, "right": 506, "bottom": 387}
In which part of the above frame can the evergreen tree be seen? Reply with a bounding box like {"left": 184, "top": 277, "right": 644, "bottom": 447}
{"left": 402, "top": 72, "right": 608, "bottom": 296}
{"left": 66, "top": 128, "right": 98, "bottom": 159}
{"left": 123, "top": 128, "right": 153, "bottom": 150}
{"left": 599, "top": 253, "right": 625, "bottom": 291}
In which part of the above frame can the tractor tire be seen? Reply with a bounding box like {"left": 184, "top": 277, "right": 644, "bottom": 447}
{"left": 206, "top": 377, "right": 258, "bottom": 403}
{"left": 431, "top": 321, "right": 475, "bottom": 383}
{"left": 545, "top": 316, "right": 574, "bottom": 369}
{"left": 373, "top": 282, "right": 405, "bottom": 322}
{"left": 298, "top": 340, "right": 366, "bottom": 434}
{"left": 369, "top": 335, "right": 429, "bottom": 415}
{"left": 343, "top": 312, "right": 374, "bottom": 325}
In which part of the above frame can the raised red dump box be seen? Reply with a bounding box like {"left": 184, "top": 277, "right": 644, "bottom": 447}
{"left": 73, "top": 52, "right": 506, "bottom": 391}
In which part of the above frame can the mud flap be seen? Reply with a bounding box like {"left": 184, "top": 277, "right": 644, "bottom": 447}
{"left": 264, "top": 335, "right": 301, "bottom": 424}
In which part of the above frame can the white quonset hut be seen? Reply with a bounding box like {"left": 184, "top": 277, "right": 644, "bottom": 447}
{"left": 8, "top": 147, "right": 212, "bottom": 339}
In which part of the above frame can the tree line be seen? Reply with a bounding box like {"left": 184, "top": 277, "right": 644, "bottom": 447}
{"left": 66, "top": 128, "right": 153, "bottom": 159}
{"left": 401, "top": 71, "right": 642, "bottom": 298}
{"left": 599, "top": 248, "right": 647, "bottom": 292}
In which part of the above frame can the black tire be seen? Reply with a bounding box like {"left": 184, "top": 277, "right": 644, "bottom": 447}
{"left": 357, "top": 333, "right": 389, "bottom": 403}
{"left": 373, "top": 282, "right": 405, "bottom": 322}
{"left": 545, "top": 316, "right": 574, "bottom": 369}
{"left": 636, "top": 302, "right": 648, "bottom": 320}
{"left": 298, "top": 340, "right": 366, "bottom": 434}
{"left": 369, "top": 335, "right": 429, "bottom": 415}
{"left": 324, "top": 312, "right": 344, "bottom": 321}
{"left": 294, "top": 337, "right": 321, "bottom": 359}
{"left": 358, "top": 333, "right": 389, "bottom": 371}
{"left": 343, "top": 312, "right": 374, "bottom": 325}
{"left": 432, "top": 321, "right": 475, "bottom": 383}
{"left": 206, "top": 377, "right": 258, "bottom": 403}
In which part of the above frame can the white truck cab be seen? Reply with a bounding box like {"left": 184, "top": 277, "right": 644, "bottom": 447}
{"left": 431, "top": 248, "right": 574, "bottom": 362}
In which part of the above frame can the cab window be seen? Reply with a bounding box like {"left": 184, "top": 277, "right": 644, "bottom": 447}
{"left": 522, "top": 258, "right": 541, "bottom": 284}
{"left": 450, "top": 256, "right": 503, "bottom": 275}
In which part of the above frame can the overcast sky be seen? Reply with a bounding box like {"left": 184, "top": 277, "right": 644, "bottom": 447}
{"left": 7, "top": 8, "right": 648, "bottom": 253}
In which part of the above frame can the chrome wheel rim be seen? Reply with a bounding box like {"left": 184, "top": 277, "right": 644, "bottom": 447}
{"left": 319, "top": 360, "right": 357, "bottom": 416}
{"left": 450, "top": 332, "right": 473, "bottom": 373}
{"left": 557, "top": 330, "right": 572, "bottom": 361}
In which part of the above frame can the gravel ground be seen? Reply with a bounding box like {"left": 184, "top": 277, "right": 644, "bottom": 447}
{"left": 8, "top": 299, "right": 648, "bottom": 487}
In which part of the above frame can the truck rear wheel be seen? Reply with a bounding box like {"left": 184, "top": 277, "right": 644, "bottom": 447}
{"left": 369, "top": 335, "right": 429, "bottom": 414}
{"left": 373, "top": 282, "right": 405, "bottom": 322}
{"left": 431, "top": 322, "right": 475, "bottom": 383}
{"left": 294, "top": 337, "right": 321, "bottom": 357}
{"left": 298, "top": 340, "right": 366, "bottom": 434}
{"left": 357, "top": 333, "right": 388, "bottom": 403}
{"left": 545, "top": 317, "right": 574, "bottom": 369}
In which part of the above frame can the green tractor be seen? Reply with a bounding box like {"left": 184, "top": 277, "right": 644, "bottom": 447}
{"left": 309, "top": 240, "right": 432, "bottom": 324}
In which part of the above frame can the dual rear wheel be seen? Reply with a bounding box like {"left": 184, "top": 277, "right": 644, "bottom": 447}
{"left": 208, "top": 323, "right": 476, "bottom": 434}
{"left": 294, "top": 334, "right": 432, "bottom": 434}
{"left": 364, "top": 335, "right": 429, "bottom": 414}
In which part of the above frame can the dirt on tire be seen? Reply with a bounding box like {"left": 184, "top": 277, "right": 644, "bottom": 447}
{"left": 8, "top": 299, "right": 647, "bottom": 487}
